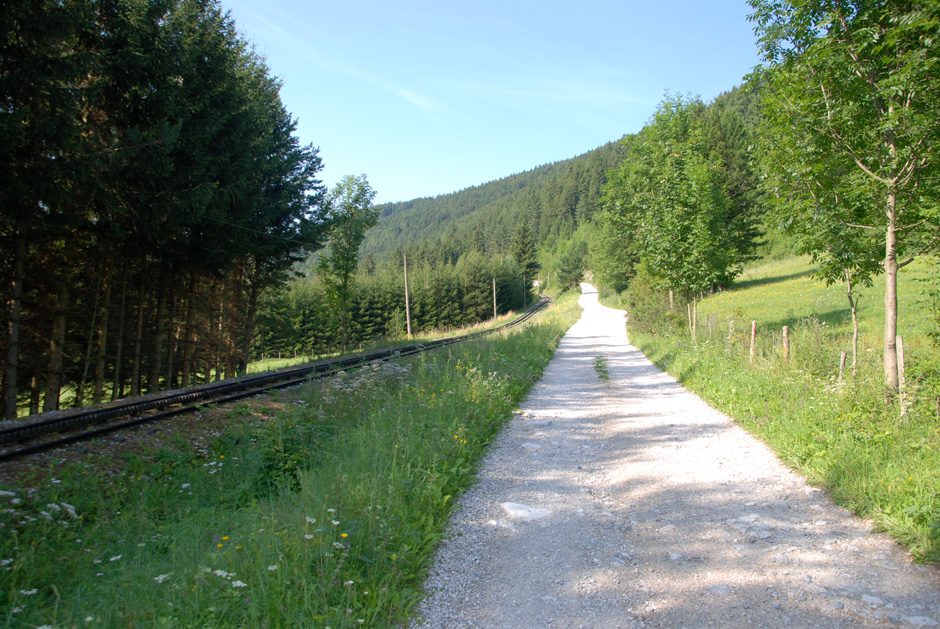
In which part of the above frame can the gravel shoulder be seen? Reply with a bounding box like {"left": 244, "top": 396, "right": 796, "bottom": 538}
{"left": 415, "top": 284, "right": 940, "bottom": 628}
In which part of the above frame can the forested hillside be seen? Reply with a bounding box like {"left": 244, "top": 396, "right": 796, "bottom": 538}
{"left": 361, "top": 140, "right": 627, "bottom": 265}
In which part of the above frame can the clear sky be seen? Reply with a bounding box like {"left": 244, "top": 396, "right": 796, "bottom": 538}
{"left": 224, "top": 1, "right": 762, "bottom": 204}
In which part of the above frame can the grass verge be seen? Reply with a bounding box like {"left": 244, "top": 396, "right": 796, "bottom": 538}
{"left": 623, "top": 257, "right": 940, "bottom": 563}
{"left": 0, "top": 292, "right": 582, "bottom": 627}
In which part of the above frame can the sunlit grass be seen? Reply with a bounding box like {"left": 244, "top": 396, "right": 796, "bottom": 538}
{"left": 628, "top": 256, "right": 940, "bottom": 563}
{"left": 0, "top": 292, "right": 581, "bottom": 627}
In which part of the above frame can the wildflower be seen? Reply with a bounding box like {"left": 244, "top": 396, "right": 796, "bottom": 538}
{"left": 344, "top": 580, "right": 354, "bottom": 586}
{"left": 232, "top": 580, "right": 248, "bottom": 588}
{"left": 61, "top": 503, "right": 78, "bottom": 519}
{"left": 20, "top": 589, "right": 38, "bottom": 595}
{"left": 1, "top": 559, "right": 12, "bottom": 566}
{"left": 333, "top": 542, "right": 345, "bottom": 549}
{"left": 40, "top": 511, "right": 53, "bottom": 521}
{"left": 181, "top": 483, "right": 190, "bottom": 489}
{"left": 46, "top": 504, "right": 61, "bottom": 512}
{"left": 267, "top": 565, "right": 278, "bottom": 571}
{"left": 0, "top": 491, "right": 15, "bottom": 497}
{"left": 11, "top": 607, "right": 22, "bottom": 613}
{"left": 305, "top": 516, "right": 316, "bottom": 524}
{"left": 304, "top": 534, "right": 314, "bottom": 540}
{"left": 341, "top": 533, "right": 348, "bottom": 538}
{"left": 109, "top": 555, "right": 122, "bottom": 562}
{"left": 221, "top": 536, "right": 229, "bottom": 541}
{"left": 154, "top": 574, "right": 171, "bottom": 584}
{"left": 213, "top": 569, "right": 234, "bottom": 579}
{"left": 85, "top": 617, "right": 95, "bottom": 622}
{"left": 331, "top": 520, "right": 340, "bottom": 526}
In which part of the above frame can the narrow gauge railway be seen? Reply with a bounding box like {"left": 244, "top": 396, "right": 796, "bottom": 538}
{"left": 0, "top": 297, "right": 550, "bottom": 462}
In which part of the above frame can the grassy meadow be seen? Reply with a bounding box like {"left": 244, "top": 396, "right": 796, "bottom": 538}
{"left": 0, "top": 292, "right": 581, "bottom": 627}
{"left": 619, "top": 256, "right": 940, "bottom": 562}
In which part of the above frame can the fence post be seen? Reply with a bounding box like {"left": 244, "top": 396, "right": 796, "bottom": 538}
{"left": 782, "top": 326, "right": 790, "bottom": 361}
{"left": 750, "top": 321, "right": 757, "bottom": 362}
{"left": 897, "top": 335, "right": 907, "bottom": 418}
{"left": 728, "top": 320, "right": 734, "bottom": 342}
{"left": 839, "top": 351, "right": 847, "bottom": 383}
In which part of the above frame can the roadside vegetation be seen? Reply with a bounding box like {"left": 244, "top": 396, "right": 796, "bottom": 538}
{"left": 612, "top": 256, "right": 940, "bottom": 562}
{"left": 0, "top": 293, "right": 580, "bottom": 627}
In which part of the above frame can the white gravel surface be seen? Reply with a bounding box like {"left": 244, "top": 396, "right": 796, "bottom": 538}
{"left": 415, "top": 284, "right": 940, "bottom": 628}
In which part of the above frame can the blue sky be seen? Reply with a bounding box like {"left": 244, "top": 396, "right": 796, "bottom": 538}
{"left": 225, "top": 1, "right": 762, "bottom": 204}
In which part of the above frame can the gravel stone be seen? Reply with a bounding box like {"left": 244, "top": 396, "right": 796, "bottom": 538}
{"left": 415, "top": 285, "right": 940, "bottom": 628}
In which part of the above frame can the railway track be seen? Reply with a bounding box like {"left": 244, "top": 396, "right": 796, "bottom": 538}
{"left": 0, "top": 297, "right": 550, "bottom": 462}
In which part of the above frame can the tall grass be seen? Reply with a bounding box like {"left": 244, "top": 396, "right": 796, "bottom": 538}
{"left": 623, "top": 257, "right": 940, "bottom": 562}
{"left": 0, "top": 292, "right": 581, "bottom": 627}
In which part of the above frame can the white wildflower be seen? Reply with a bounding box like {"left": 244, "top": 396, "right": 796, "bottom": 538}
{"left": 304, "top": 534, "right": 314, "bottom": 540}
{"left": 305, "top": 516, "right": 316, "bottom": 524}
{"left": 61, "top": 503, "right": 78, "bottom": 519}
{"left": 344, "top": 580, "right": 354, "bottom": 586}
{"left": 11, "top": 607, "right": 23, "bottom": 613}
{"left": 0, "top": 491, "right": 15, "bottom": 497}
{"left": 333, "top": 542, "right": 345, "bottom": 549}
{"left": 154, "top": 574, "right": 171, "bottom": 584}
{"left": 213, "top": 570, "right": 234, "bottom": 579}
{"left": 331, "top": 520, "right": 340, "bottom": 526}
{"left": 39, "top": 511, "right": 53, "bottom": 521}
{"left": 267, "top": 565, "right": 277, "bottom": 571}
{"left": 327, "top": 508, "right": 336, "bottom": 513}
{"left": 46, "top": 503, "right": 61, "bottom": 512}
{"left": 231, "top": 580, "right": 248, "bottom": 588}
{"left": 109, "top": 555, "right": 122, "bottom": 562}
{"left": 19, "top": 589, "right": 38, "bottom": 595}
{"left": 1, "top": 558, "right": 13, "bottom": 566}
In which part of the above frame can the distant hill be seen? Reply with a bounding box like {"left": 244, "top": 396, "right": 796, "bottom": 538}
{"left": 360, "top": 139, "right": 628, "bottom": 264}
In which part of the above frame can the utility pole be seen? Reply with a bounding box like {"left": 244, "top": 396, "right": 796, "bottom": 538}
{"left": 404, "top": 254, "right": 412, "bottom": 339}
{"left": 492, "top": 277, "right": 497, "bottom": 319}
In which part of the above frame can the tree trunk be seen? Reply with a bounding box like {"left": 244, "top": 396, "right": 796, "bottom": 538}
{"left": 3, "top": 216, "right": 26, "bottom": 419}
{"left": 180, "top": 273, "right": 199, "bottom": 386}
{"left": 130, "top": 275, "right": 146, "bottom": 397}
{"left": 239, "top": 276, "right": 261, "bottom": 376}
{"left": 93, "top": 260, "right": 113, "bottom": 404}
{"left": 148, "top": 263, "right": 169, "bottom": 393}
{"left": 884, "top": 189, "right": 899, "bottom": 392}
{"left": 42, "top": 283, "right": 69, "bottom": 413}
{"left": 111, "top": 276, "right": 128, "bottom": 401}
{"left": 75, "top": 270, "right": 101, "bottom": 408}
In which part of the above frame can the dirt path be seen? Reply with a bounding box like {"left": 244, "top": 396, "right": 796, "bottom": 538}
{"left": 415, "top": 284, "right": 940, "bottom": 628}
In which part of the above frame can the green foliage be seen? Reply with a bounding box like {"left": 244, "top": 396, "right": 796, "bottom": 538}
{"left": 318, "top": 174, "right": 379, "bottom": 349}
{"left": 602, "top": 93, "right": 760, "bottom": 297}
{"left": 555, "top": 241, "right": 589, "bottom": 291}
{"left": 1, "top": 0, "right": 330, "bottom": 415}
{"left": 748, "top": 0, "right": 940, "bottom": 389}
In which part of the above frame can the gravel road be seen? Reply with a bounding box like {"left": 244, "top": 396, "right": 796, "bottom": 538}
{"left": 415, "top": 284, "right": 940, "bottom": 628}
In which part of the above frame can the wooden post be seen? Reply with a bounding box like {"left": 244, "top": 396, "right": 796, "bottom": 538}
{"left": 492, "top": 277, "right": 497, "bottom": 319}
{"left": 687, "top": 303, "right": 692, "bottom": 336}
{"left": 897, "top": 335, "right": 907, "bottom": 417}
{"left": 839, "top": 351, "right": 847, "bottom": 382}
{"left": 782, "top": 326, "right": 790, "bottom": 361}
{"left": 692, "top": 300, "right": 697, "bottom": 340}
{"left": 669, "top": 290, "right": 674, "bottom": 312}
{"left": 749, "top": 320, "right": 757, "bottom": 362}
{"left": 403, "top": 254, "right": 412, "bottom": 339}
{"left": 728, "top": 320, "right": 734, "bottom": 342}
